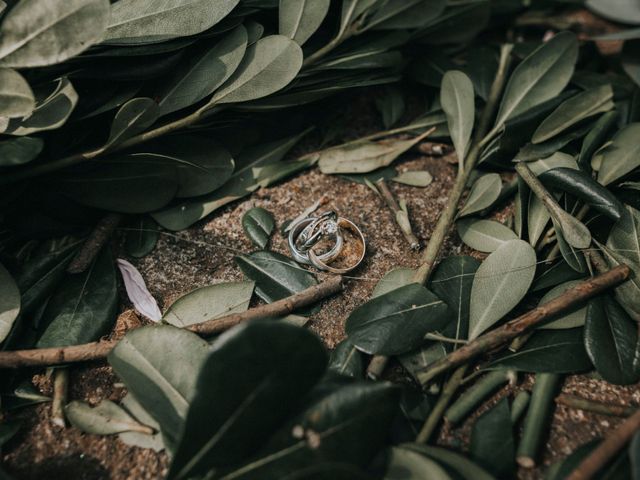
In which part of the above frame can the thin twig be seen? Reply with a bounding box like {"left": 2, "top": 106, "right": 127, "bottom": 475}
{"left": 0, "top": 276, "right": 343, "bottom": 368}
{"left": 67, "top": 213, "right": 123, "bottom": 274}
{"left": 376, "top": 179, "right": 420, "bottom": 250}
{"left": 416, "top": 265, "right": 631, "bottom": 385}
{"left": 556, "top": 394, "right": 637, "bottom": 418}
{"left": 567, "top": 409, "right": 640, "bottom": 480}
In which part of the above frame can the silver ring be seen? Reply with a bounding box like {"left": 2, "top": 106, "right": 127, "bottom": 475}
{"left": 288, "top": 214, "right": 343, "bottom": 265}
{"left": 309, "top": 218, "right": 366, "bottom": 274}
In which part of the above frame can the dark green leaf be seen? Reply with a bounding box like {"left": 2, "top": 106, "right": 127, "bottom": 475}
{"left": 470, "top": 398, "right": 516, "bottom": 478}
{"left": 157, "top": 25, "right": 248, "bottom": 116}
{"left": 384, "top": 447, "right": 453, "bottom": 480}
{"left": 109, "top": 325, "right": 210, "bottom": 451}
{"left": 403, "top": 444, "right": 496, "bottom": 480}
{"left": 584, "top": 296, "right": 640, "bottom": 385}
{"left": 106, "top": 0, "right": 240, "bottom": 44}
{"left": 235, "top": 250, "right": 317, "bottom": 305}
{"left": 124, "top": 217, "right": 159, "bottom": 258}
{"left": 163, "top": 281, "right": 254, "bottom": 328}
{"left": 486, "top": 329, "right": 592, "bottom": 373}
{"left": 0, "top": 261, "right": 20, "bottom": 343}
{"left": 539, "top": 167, "right": 625, "bottom": 221}
{"left": 596, "top": 123, "right": 640, "bottom": 185}
{"left": 36, "top": 248, "right": 117, "bottom": 347}
{"left": 538, "top": 280, "right": 588, "bottom": 330}
{"left": 105, "top": 97, "right": 159, "bottom": 148}
{"left": 579, "top": 110, "right": 618, "bottom": 170}
{"left": 430, "top": 256, "right": 480, "bottom": 341}
{"left": 399, "top": 342, "right": 447, "bottom": 384}
{"left": 371, "top": 267, "right": 416, "bottom": 298}
{"left": 532, "top": 85, "right": 614, "bottom": 143}
{"left": 375, "top": 86, "right": 405, "bottom": 129}
{"left": 329, "top": 338, "right": 365, "bottom": 378}
{"left": 458, "top": 174, "right": 501, "bottom": 218}
{"left": 0, "top": 0, "right": 110, "bottom": 67}
{"left": 346, "top": 283, "right": 448, "bottom": 356}
{"left": 0, "top": 137, "right": 43, "bottom": 166}
{"left": 494, "top": 32, "right": 578, "bottom": 129}
{"left": 168, "top": 322, "right": 327, "bottom": 480}
{"left": 242, "top": 207, "right": 275, "bottom": 248}
{"left": 279, "top": 0, "right": 330, "bottom": 45}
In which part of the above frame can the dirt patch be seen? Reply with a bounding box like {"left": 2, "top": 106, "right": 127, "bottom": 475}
{"left": 3, "top": 127, "right": 639, "bottom": 479}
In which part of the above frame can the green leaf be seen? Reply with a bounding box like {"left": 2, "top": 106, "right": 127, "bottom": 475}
{"left": 470, "top": 398, "right": 516, "bottom": 478}
{"left": 3, "top": 77, "right": 78, "bottom": 136}
{"left": 399, "top": 343, "right": 447, "bottom": 384}
{"left": 152, "top": 131, "right": 308, "bottom": 230}
{"left": 375, "top": 86, "right": 406, "bottom": 129}
{"left": 329, "top": 338, "right": 365, "bottom": 378}
{"left": 163, "top": 281, "right": 254, "bottom": 328}
{"left": 441, "top": 70, "right": 475, "bottom": 164}
{"left": 457, "top": 218, "right": 518, "bottom": 253}
{"left": 430, "top": 256, "right": 480, "bottom": 341}
{"left": 60, "top": 155, "right": 178, "bottom": 214}
{"left": 0, "top": 68, "right": 34, "bottom": 117}
{"left": 597, "top": 123, "right": 640, "bottom": 186}
{"left": 157, "top": 25, "right": 248, "bottom": 116}
{"left": 539, "top": 167, "right": 625, "bottom": 221}
{"left": 586, "top": 0, "right": 640, "bottom": 25}
{"left": 585, "top": 296, "right": 640, "bottom": 385}
{"left": 458, "top": 174, "right": 502, "bottom": 218}
{"left": 118, "top": 393, "right": 164, "bottom": 452}
{"left": 0, "top": 0, "right": 110, "bottom": 67}
{"left": 538, "top": 280, "right": 588, "bottom": 329}
{"left": 209, "top": 35, "right": 302, "bottom": 105}
{"left": 0, "top": 262, "right": 20, "bottom": 344}
{"left": 468, "top": 239, "right": 537, "bottom": 339}
{"left": 242, "top": 207, "right": 275, "bottom": 248}
{"left": 279, "top": 0, "right": 330, "bottom": 45}
{"left": 235, "top": 250, "right": 317, "bottom": 305}
{"left": 556, "top": 225, "right": 588, "bottom": 273}
{"left": 318, "top": 131, "right": 430, "bottom": 174}
{"left": 66, "top": 400, "right": 153, "bottom": 435}
{"left": 527, "top": 192, "right": 550, "bottom": 248}
{"left": 366, "top": 0, "right": 445, "bottom": 30}
{"left": 515, "top": 121, "right": 594, "bottom": 163}
{"left": 371, "top": 267, "right": 416, "bottom": 297}
{"left": 579, "top": 110, "right": 618, "bottom": 170}
{"left": 168, "top": 322, "right": 327, "bottom": 480}
{"left": 105, "top": 97, "right": 159, "bottom": 148}
{"left": 108, "top": 325, "right": 210, "bottom": 450}
{"left": 486, "top": 328, "right": 592, "bottom": 373}
{"left": 403, "top": 444, "right": 497, "bottom": 480}
{"left": 606, "top": 206, "right": 640, "bottom": 321}
{"left": 105, "top": 0, "right": 240, "bottom": 44}
{"left": 125, "top": 217, "right": 159, "bottom": 258}
{"left": 392, "top": 170, "right": 433, "bottom": 187}
{"left": 0, "top": 137, "right": 43, "bottom": 166}
{"left": 385, "top": 447, "right": 453, "bottom": 480}
{"left": 532, "top": 85, "right": 614, "bottom": 143}
{"left": 147, "top": 135, "right": 235, "bottom": 198}
{"left": 36, "top": 248, "right": 117, "bottom": 347}
{"left": 345, "top": 283, "right": 448, "bottom": 356}
{"left": 494, "top": 32, "right": 579, "bottom": 129}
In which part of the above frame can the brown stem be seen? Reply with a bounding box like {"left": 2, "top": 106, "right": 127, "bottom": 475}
{"left": 51, "top": 367, "right": 69, "bottom": 428}
{"left": 417, "top": 265, "right": 631, "bottom": 385}
{"left": 567, "top": 408, "right": 640, "bottom": 480}
{"left": 67, "top": 213, "right": 123, "bottom": 274}
{"left": 0, "top": 276, "right": 343, "bottom": 368}
{"left": 376, "top": 179, "right": 420, "bottom": 250}
{"left": 556, "top": 394, "right": 637, "bottom": 418}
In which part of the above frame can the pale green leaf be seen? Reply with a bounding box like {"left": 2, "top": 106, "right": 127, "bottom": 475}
{"left": 0, "top": 67, "right": 34, "bottom": 117}
{"left": 66, "top": 400, "right": 153, "bottom": 435}
{"left": 279, "top": 0, "right": 330, "bottom": 45}
{"left": 458, "top": 174, "right": 502, "bottom": 218}
{"left": 538, "top": 280, "right": 588, "bottom": 329}
{"left": 457, "top": 219, "right": 518, "bottom": 253}
{"left": 597, "top": 123, "right": 640, "bottom": 186}
{"left": 441, "top": 70, "right": 475, "bottom": 163}
{"left": 0, "top": 262, "right": 20, "bottom": 343}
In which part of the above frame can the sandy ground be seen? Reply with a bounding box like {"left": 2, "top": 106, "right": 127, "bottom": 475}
{"left": 3, "top": 99, "right": 639, "bottom": 479}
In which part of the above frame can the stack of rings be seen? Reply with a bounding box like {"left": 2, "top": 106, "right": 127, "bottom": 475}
{"left": 288, "top": 210, "right": 365, "bottom": 274}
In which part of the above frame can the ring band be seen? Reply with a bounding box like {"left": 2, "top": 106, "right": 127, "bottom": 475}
{"left": 288, "top": 216, "right": 343, "bottom": 265}
{"left": 308, "top": 218, "right": 366, "bottom": 274}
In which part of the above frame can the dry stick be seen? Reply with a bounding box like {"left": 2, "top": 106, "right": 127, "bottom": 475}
{"left": 50, "top": 368, "right": 69, "bottom": 428}
{"left": 366, "top": 43, "right": 514, "bottom": 380}
{"left": 567, "top": 409, "right": 640, "bottom": 480}
{"left": 376, "top": 179, "right": 420, "bottom": 250}
{"left": 67, "top": 213, "right": 123, "bottom": 274}
{"left": 0, "top": 276, "right": 343, "bottom": 368}
{"left": 556, "top": 394, "right": 638, "bottom": 418}
{"left": 416, "top": 265, "right": 631, "bottom": 385}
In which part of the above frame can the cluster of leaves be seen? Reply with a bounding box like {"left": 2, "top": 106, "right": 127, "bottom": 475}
{"left": 2, "top": 0, "right": 640, "bottom": 478}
